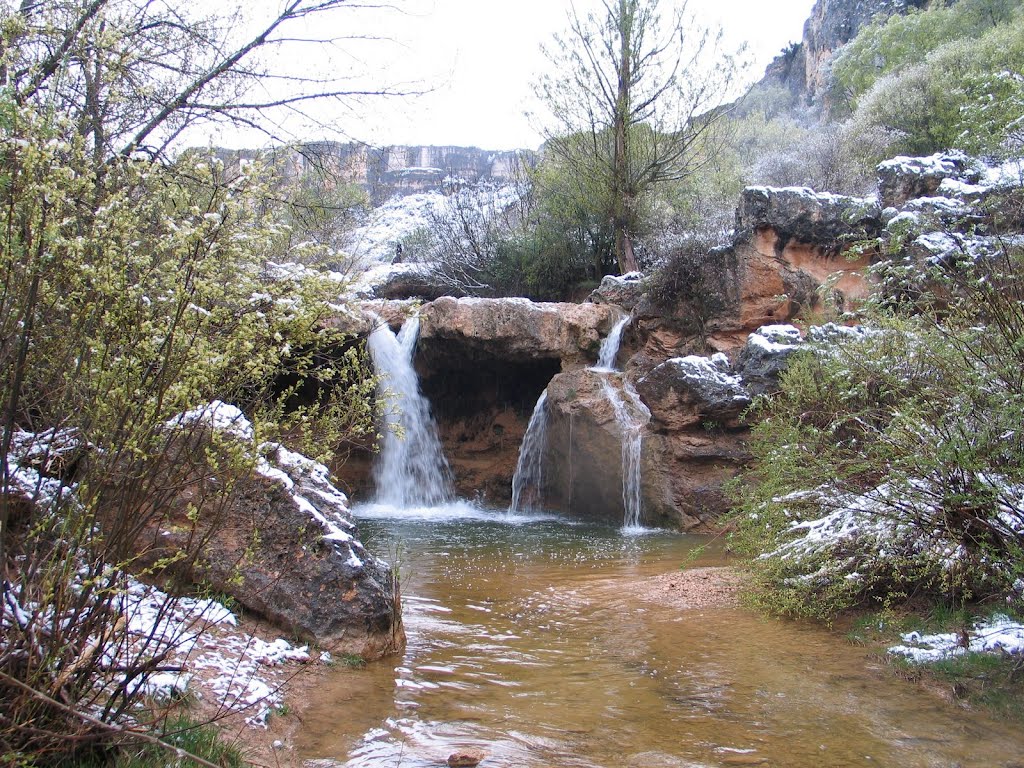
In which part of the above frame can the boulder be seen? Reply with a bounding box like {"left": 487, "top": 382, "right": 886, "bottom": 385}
{"left": 541, "top": 369, "right": 678, "bottom": 527}
{"left": 736, "top": 325, "right": 804, "bottom": 397}
{"left": 636, "top": 354, "right": 751, "bottom": 431}
{"left": 876, "top": 152, "right": 982, "bottom": 209}
{"left": 586, "top": 271, "right": 646, "bottom": 311}
{"left": 736, "top": 186, "right": 881, "bottom": 250}
{"left": 418, "top": 296, "right": 617, "bottom": 367}
{"left": 127, "top": 403, "right": 404, "bottom": 660}
{"left": 370, "top": 263, "right": 449, "bottom": 301}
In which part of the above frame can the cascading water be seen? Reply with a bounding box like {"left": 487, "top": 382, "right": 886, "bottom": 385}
{"left": 589, "top": 314, "right": 650, "bottom": 530}
{"left": 592, "top": 314, "right": 630, "bottom": 372}
{"left": 366, "top": 315, "right": 454, "bottom": 507}
{"left": 509, "top": 391, "right": 549, "bottom": 513}
{"left": 599, "top": 377, "right": 650, "bottom": 530}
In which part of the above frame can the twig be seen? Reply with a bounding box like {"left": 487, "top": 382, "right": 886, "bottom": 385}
{"left": 0, "top": 671, "right": 222, "bottom": 768}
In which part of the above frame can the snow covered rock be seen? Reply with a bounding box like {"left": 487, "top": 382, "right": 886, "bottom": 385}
{"left": 736, "top": 186, "right": 881, "bottom": 249}
{"left": 877, "top": 152, "right": 982, "bottom": 209}
{"left": 586, "top": 271, "right": 646, "bottom": 311}
{"left": 128, "top": 402, "right": 404, "bottom": 659}
{"left": 737, "top": 324, "right": 804, "bottom": 397}
{"left": 636, "top": 354, "right": 752, "bottom": 431}
{"left": 367, "top": 262, "right": 448, "bottom": 301}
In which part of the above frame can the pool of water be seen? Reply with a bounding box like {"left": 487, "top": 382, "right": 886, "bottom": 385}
{"left": 296, "top": 504, "right": 1024, "bottom": 768}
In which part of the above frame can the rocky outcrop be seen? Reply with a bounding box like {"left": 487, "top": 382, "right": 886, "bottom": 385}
{"left": 754, "top": 0, "right": 928, "bottom": 109}
{"left": 537, "top": 361, "right": 752, "bottom": 531}
{"left": 632, "top": 187, "right": 878, "bottom": 361}
{"left": 125, "top": 404, "right": 404, "bottom": 659}
{"left": 736, "top": 186, "right": 881, "bottom": 248}
{"left": 636, "top": 355, "right": 750, "bottom": 431}
{"left": 216, "top": 143, "right": 532, "bottom": 204}
{"left": 540, "top": 369, "right": 679, "bottom": 527}
{"left": 418, "top": 297, "right": 618, "bottom": 367}
{"left": 736, "top": 325, "right": 805, "bottom": 397}
{"left": 877, "top": 152, "right": 982, "bottom": 209}
{"left": 587, "top": 272, "right": 646, "bottom": 311}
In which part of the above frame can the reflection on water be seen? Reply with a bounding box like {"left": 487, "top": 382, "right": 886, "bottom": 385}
{"left": 297, "top": 503, "right": 1024, "bottom": 768}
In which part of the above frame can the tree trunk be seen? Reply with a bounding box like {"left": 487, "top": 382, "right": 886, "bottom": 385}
{"left": 612, "top": 0, "right": 640, "bottom": 276}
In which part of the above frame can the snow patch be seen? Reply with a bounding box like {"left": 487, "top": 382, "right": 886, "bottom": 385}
{"left": 889, "top": 615, "right": 1024, "bottom": 663}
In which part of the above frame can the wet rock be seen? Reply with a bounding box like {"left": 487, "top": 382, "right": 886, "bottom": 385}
{"left": 736, "top": 325, "right": 804, "bottom": 397}
{"left": 122, "top": 404, "right": 404, "bottom": 660}
{"left": 418, "top": 296, "right": 617, "bottom": 367}
{"left": 636, "top": 355, "right": 751, "bottom": 431}
{"left": 541, "top": 369, "right": 677, "bottom": 527}
{"left": 446, "top": 750, "right": 485, "bottom": 767}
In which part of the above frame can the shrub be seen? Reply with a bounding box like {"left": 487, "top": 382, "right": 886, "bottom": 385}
{"left": 0, "top": 97, "right": 372, "bottom": 766}
{"left": 731, "top": 236, "right": 1024, "bottom": 619}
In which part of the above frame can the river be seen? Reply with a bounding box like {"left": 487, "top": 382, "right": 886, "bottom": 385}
{"left": 295, "top": 505, "right": 1024, "bottom": 768}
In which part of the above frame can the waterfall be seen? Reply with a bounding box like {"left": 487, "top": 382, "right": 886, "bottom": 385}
{"left": 592, "top": 315, "right": 630, "bottom": 372}
{"left": 366, "top": 315, "right": 454, "bottom": 507}
{"left": 599, "top": 377, "right": 649, "bottom": 530}
{"left": 509, "top": 391, "right": 548, "bottom": 513}
{"left": 589, "top": 313, "right": 649, "bottom": 529}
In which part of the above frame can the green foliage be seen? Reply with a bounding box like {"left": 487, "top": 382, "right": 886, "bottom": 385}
{"left": 535, "top": 0, "right": 742, "bottom": 274}
{"left": 0, "top": 26, "right": 376, "bottom": 768}
{"left": 731, "top": 238, "right": 1024, "bottom": 619}
{"left": 831, "top": 0, "right": 1022, "bottom": 107}
{"left": 64, "top": 714, "right": 245, "bottom": 768}
{"left": 835, "top": 0, "right": 1024, "bottom": 158}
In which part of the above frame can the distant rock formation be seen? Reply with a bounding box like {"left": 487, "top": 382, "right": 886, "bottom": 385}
{"left": 216, "top": 142, "right": 533, "bottom": 204}
{"left": 753, "top": 0, "right": 928, "bottom": 110}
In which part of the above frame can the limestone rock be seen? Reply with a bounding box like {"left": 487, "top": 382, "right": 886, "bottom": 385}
{"left": 447, "top": 750, "right": 485, "bottom": 768}
{"left": 370, "top": 263, "right": 449, "bottom": 301}
{"left": 539, "top": 369, "right": 746, "bottom": 530}
{"left": 586, "top": 271, "right": 646, "bottom": 310}
{"left": 418, "top": 297, "right": 617, "bottom": 367}
{"left": 736, "top": 186, "right": 881, "bottom": 249}
{"left": 216, "top": 142, "right": 531, "bottom": 204}
{"left": 877, "top": 152, "right": 981, "bottom": 209}
{"left": 541, "top": 369, "right": 678, "bottom": 527}
{"left": 751, "top": 0, "right": 927, "bottom": 108}
{"left": 128, "top": 403, "right": 404, "bottom": 659}
{"left": 636, "top": 355, "right": 751, "bottom": 431}
{"left": 736, "top": 325, "right": 805, "bottom": 397}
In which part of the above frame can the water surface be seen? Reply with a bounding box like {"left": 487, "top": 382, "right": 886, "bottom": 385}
{"left": 297, "top": 505, "right": 1024, "bottom": 767}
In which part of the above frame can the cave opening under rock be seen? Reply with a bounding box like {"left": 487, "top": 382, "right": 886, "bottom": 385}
{"left": 415, "top": 343, "right": 562, "bottom": 504}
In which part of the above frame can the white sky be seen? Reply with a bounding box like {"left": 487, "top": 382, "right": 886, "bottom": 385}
{"left": 199, "top": 0, "right": 817, "bottom": 151}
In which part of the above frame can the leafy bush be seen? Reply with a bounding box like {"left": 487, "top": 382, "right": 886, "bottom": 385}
{"left": 731, "top": 238, "right": 1024, "bottom": 619}
{"left": 0, "top": 71, "right": 373, "bottom": 768}
{"left": 834, "top": 0, "right": 1024, "bottom": 159}
{"left": 831, "top": 0, "right": 1021, "bottom": 108}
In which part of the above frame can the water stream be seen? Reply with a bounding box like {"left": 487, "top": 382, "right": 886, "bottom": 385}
{"left": 589, "top": 314, "right": 650, "bottom": 529}
{"left": 366, "top": 315, "right": 453, "bottom": 508}
{"left": 310, "top": 317, "right": 1024, "bottom": 767}
{"left": 593, "top": 314, "right": 631, "bottom": 372}
{"left": 297, "top": 512, "right": 1024, "bottom": 768}
{"left": 599, "top": 377, "right": 649, "bottom": 531}
{"left": 509, "top": 391, "right": 549, "bottom": 514}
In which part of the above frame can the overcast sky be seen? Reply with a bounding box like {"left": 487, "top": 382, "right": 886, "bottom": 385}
{"left": 199, "top": 0, "right": 817, "bottom": 151}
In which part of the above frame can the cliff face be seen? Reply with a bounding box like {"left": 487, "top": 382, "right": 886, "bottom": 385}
{"left": 219, "top": 143, "right": 531, "bottom": 203}
{"left": 757, "top": 0, "right": 928, "bottom": 108}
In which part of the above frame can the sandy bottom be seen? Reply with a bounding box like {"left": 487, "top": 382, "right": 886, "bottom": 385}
{"left": 206, "top": 566, "right": 744, "bottom": 767}
{"left": 627, "top": 565, "right": 745, "bottom": 610}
